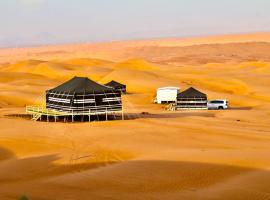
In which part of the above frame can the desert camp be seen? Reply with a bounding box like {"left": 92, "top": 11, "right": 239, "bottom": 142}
{"left": 26, "top": 76, "right": 124, "bottom": 122}
{"left": 0, "top": 1, "right": 270, "bottom": 198}
{"left": 1, "top": 33, "right": 270, "bottom": 200}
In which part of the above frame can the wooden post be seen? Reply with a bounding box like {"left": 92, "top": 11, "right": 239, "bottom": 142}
{"left": 122, "top": 110, "right": 124, "bottom": 120}
{"left": 96, "top": 111, "right": 98, "bottom": 121}
{"left": 89, "top": 109, "right": 91, "bottom": 122}
{"left": 106, "top": 108, "right": 108, "bottom": 121}
{"left": 54, "top": 115, "right": 56, "bottom": 122}
{"left": 72, "top": 110, "right": 74, "bottom": 123}
{"left": 37, "top": 107, "right": 40, "bottom": 121}
{"left": 47, "top": 110, "right": 49, "bottom": 122}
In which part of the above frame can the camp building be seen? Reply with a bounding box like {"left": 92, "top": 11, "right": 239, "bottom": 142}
{"left": 26, "top": 77, "right": 123, "bottom": 122}
{"left": 176, "top": 87, "right": 207, "bottom": 109}
{"left": 105, "top": 80, "right": 127, "bottom": 94}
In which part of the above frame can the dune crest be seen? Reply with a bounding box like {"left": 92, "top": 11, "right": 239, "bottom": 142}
{"left": 1, "top": 32, "right": 270, "bottom": 63}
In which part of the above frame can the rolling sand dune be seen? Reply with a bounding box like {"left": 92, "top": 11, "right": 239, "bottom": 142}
{"left": 0, "top": 33, "right": 270, "bottom": 199}
{"left": 1, "top": 32, "right": 270, "bottom": 64}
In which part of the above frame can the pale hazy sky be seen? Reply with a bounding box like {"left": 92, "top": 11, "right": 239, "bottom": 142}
{"left": 0, "top": 0, "right": 269, "bottom": 46}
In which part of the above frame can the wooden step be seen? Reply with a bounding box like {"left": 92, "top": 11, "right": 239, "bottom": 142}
{"left": 32, "top": 113, "right": 42, "bottom": 121}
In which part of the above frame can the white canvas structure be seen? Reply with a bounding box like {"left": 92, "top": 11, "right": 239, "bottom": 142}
{"left": 156, "top": 87, "right": 180, "bottom": 104}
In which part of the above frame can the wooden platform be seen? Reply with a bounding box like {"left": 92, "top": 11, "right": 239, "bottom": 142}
{"left": 26, "top": 105, "right": 124, "bottom": 122}
{"left": 166, "top": 103, "right": 208, "bottom": 111}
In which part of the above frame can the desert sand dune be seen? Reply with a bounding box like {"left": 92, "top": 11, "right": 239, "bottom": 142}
{"left": 0, "top": 33, "right": 270, "bottom": 199}
{"left": 1, "top": 32, "right": 270, "bottom": 63}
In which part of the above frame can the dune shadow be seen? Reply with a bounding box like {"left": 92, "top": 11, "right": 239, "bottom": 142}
{"left": 0, "top": 147, "right": 16, "bottom": 161}
{"left": 0, "top": 147, "right": 270, "bottom": 199}
{"left": 0, "top": 157, "right": 269, "bottom": 200}
{"left": 49, "top": 161, "right": 270, "bottom": 199}
{"left": 0, "top": 147, "right": 121, "bottom": 185}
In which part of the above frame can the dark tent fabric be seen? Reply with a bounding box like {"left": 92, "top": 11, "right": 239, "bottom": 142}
{"left": 46, "top": 77, "right": 122, "bottom": 113}
{"left": 48, "top": 76, "right": 113, "bottom": 94}
{"left": 176, "top": 87, "right": 207, "bottom": 109}
{"left": 105, "top": 80, "right": 125, "bottom": 88}
{"left": 177, "top": 87, "right": 206, "bottom": 98}
{"left": 105, "top": 80, "right": 126, "bottom": 93}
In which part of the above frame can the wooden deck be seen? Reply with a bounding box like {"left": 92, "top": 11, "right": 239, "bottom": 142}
{"left": 26, "top": 105, "right": 124, "bottom": 122}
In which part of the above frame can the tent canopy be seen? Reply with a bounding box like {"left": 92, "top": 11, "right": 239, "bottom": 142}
{"left": 105, "top": 80, "right": 126, "bottom": 88}
{"left": 47, "top": 77, "right": 113, "bottom": 94}
{"left": 177, "top": 87, "right": 206, "bottom": 98}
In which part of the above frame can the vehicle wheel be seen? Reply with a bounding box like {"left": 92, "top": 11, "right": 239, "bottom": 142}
{"left": 218, "top": 106, "right": 224, "bottom": 110}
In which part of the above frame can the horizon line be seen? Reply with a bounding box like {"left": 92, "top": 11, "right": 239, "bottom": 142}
{"left": 0, "top": 31, "right": 270, "bottom": 50}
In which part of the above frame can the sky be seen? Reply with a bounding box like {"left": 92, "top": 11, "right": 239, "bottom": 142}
{"left": 0, "top": 0, "right": 269, "bottom": 47}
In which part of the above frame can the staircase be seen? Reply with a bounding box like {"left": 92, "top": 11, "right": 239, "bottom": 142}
{"left": 32, "top": 113, "right": 42, "bottom": 121}
{"left": 166, "top": 103, "right": 176, "bottom": 111}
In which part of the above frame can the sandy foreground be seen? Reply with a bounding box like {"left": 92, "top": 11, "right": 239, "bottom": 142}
{"left": 0, "top": 33, "right": 270, "bottom": 200}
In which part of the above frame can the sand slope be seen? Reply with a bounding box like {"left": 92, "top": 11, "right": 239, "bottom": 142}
{"left": 0, "top": 33, "right": 270, "bottom": 200}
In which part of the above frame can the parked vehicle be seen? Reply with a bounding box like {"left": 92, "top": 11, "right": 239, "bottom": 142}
{"left": 207, "top": 100, "right": 228, "bottom": 110}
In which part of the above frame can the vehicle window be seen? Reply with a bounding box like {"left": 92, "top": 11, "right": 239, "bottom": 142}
{"left": 210, "top": 101, "right": 224, "bottom": 104}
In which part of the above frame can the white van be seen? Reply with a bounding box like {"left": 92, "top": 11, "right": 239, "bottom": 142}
{"left": 207, "top": 100, "right": 228, "bottom": 110}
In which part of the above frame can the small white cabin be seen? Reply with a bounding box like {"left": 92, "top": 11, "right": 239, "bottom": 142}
{"left": 156, "top": 87, "right": 180, "bottom": 104}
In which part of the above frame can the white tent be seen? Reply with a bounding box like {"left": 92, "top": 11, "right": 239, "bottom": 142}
{"left": 156, "top": 87, "right": 180, "bottom": 104}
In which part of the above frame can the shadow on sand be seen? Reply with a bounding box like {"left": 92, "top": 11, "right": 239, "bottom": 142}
{"left": 0, "top": 147, "right": 16, "bottom": 161}
{"left": 0, "top": 146, "right": 270, "bottom": 200}
{"left": 0, "top": 148, "right": 118, "bottom": 183}
{"left": 5, "top": 111, "right": 215, "bottom": 123}
{"left": 124, "top": 112, "right": 215, "bottom": 120}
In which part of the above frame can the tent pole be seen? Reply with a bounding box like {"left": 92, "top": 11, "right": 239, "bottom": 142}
{"left": 82, "top": 89, "right": 85, "bottom": 123}
{"left": 89, "top": 109, "right": 91, "bottom": 122}
{"left": 72, "top": 110, "right": 74, "bottom": 122}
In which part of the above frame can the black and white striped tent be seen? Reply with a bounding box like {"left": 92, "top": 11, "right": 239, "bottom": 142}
{"left": 105, "top": 80, "right": 126, "bottom": 94}
{"left": 176, "top": 87, "right": 207, "bottom": 110}
{"left": 46, "top": 77, "right": 122, "bottom": 114}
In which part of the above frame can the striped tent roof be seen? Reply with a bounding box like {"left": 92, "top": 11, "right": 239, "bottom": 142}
{"left": 105, "top": 80, "right": 126, "bottom": 88}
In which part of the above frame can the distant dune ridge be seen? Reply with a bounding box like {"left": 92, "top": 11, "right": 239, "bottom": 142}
{"left": 0, "top": 33, "right": 270, "bottom": 200}
{"left": 1, "top": 32, "right": 270, "bottom": 64}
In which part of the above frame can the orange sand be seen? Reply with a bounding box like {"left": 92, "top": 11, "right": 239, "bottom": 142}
{"left": 0, "top": 33, "right": 270, "bottom": 200}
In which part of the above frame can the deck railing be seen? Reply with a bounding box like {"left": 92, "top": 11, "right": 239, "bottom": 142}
{"left": 26, "top": 105, "right": 123, "bottom": 116}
